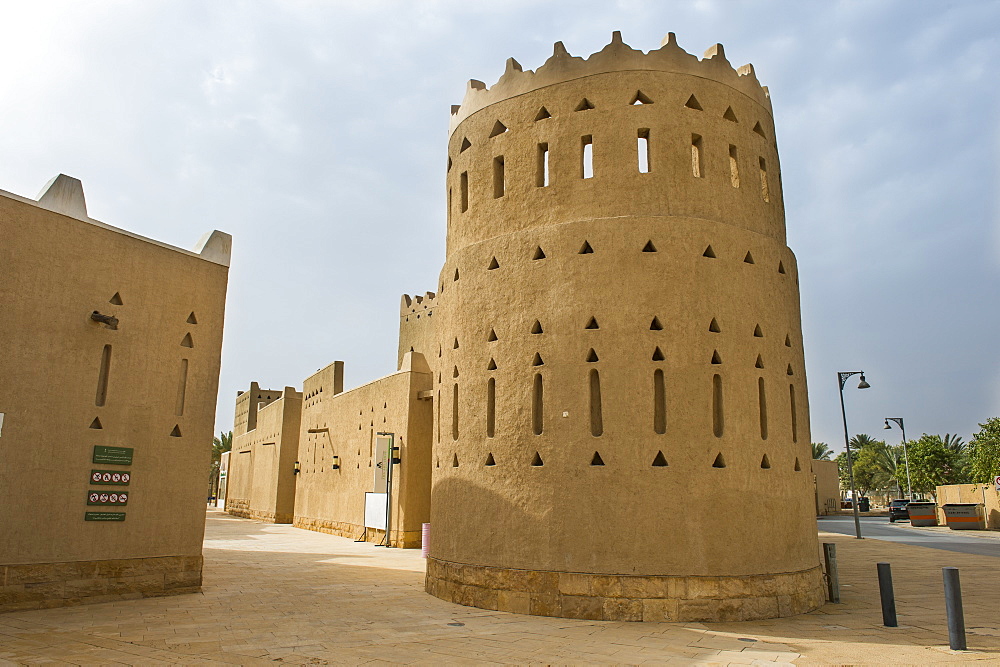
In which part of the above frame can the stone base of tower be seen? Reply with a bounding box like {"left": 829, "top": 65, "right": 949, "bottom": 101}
{"left": 425, "top": 558, "right": 824, "bottom": 622}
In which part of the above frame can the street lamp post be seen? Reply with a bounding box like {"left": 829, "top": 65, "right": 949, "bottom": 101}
{"left": 884, "top": 417, "right": 912, "bottom": 500}
{"left": 838, "top": 371, "right": 870, "bottom": 539}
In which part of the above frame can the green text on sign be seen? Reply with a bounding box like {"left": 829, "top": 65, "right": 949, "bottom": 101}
{"left": 92, "top": 445, "right": 133, "bottom": 466}
{"left": 84, "top": 512, "right": 126, "bottom": 522}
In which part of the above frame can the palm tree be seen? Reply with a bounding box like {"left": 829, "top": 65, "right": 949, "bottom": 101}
{"left": 942, "top": 433, "right": 966, "bottom": 454}
{"left": 209, "top": 431, "right": 233, "bottom": 500}
{"left": 850, "top": 433, "right": 879, "bottom": 450}
{"left": 811, "top": 442, "right": 834, "bottom": 460}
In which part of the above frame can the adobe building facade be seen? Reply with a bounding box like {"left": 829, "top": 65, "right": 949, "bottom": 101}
{"left": 0, "top": 175, "right": 230, "bottom": 612}
{"left": 229, "top": 32, "right": 824, "bottom": 622}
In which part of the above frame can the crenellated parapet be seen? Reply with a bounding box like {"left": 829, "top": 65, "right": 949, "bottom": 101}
{"left": 400, "top": 291, "right": 438, "bottom": 318}
{"left": 449, "top": 31, "right": 769, "bottom": 137}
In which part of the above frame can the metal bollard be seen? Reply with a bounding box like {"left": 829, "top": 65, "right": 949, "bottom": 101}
{"left": 876, "top": 562, "right": 897, "bottom": 627}
{"left": 823, "top": 543, "right": 840, "bottom": 603}
{"left": 943, "top": 567, "right": 967, "bottom": 650}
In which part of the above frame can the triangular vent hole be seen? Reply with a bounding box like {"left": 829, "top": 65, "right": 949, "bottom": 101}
{"left": 488, "top": 257, "right": 499, "bottom": 270}
{"left": 754, "top": 324, "right": 764, "bottom": 337}
{"left": 485, "top": 453, "right": 496, "bottom": 466}
{"left": 712, "top": 452, "right": 726, "bottom": 468}
{"left": 709, "top": 318, "right": 721, "bottom": 333}
{"left": 794, "top": 457, "right": 802, "bottom": 471}
{"left": 532, "top": 246, "right": 546, "bottom": 260}
{"left": 530, "top": 320, "right": 543, "bottom": 334}
{"left": 460, "top": 137, "right": 472, "bottom": 152}
{"left": 181, "top": 333, "right": 194, "bottom": 348}
{"left": 787, "top": 364, "right": 794, "bottom": 376}
{"left": 711, "top": 350, "right": 722, "bottom": 365}
{"left": 590, "top": 451, "right": 605, "bottom": 466}
{"left": 187, "top": 312, "right": 198, "bottom": 324}
{"left": 642, "top": 240, "right": 657, "bottom": 252}
{"left": 723, "top": 106, "right": 738, "bottom": 122}
{"left": 534, "top": 106, "right": 551, "bottom": 121}
{"left": 652, "top": 451, "right": 668, "bottom": 467}
{"left": 753, "top": 121, "right": 766, "bottom": 138}
{"left": 744, "top": 251, "right": 755, "bottom": 264}
{"left": 703, "top": 245, "right": 716, "bottom": 258}
{"left": 454, "top": 268, "right": 460, "bottom": 281}
{"left": 487, "top": 329, "right": 498, "bottom": 342}
{"left": 650, "top": 317, "right": 663, "bottom": 331}
{"left": 453, "top": 338, "right": 460, "bottom": 349}
{"left": 532, "top": 353, "right": 544, "bottom": 366}
{"left": 785, "top": 334, "right": 792, "bottom": 347}
{"left": 452, "top": 366, "right": 459, "bottom": 378}
{"left": 447, "top": 157, "right": 452, "bottom": 172}
{"left": 755, "top": 355, "right": 764, "bottom": 369}
{"left": 487, "top": 358, "right": 497, "bottom": 371}
{"left": 452, "top": 454, "right": 459, "bottom": 468}
{"left": 778, "top": 261, "right": 786, "bottom": 274}
{"left": 632, "top": 90, "right": 653, "bottom": 105}
{"left": 685, "top": 94, "right": 703, "bottom": 110}
{"left": 585, "top": 317, "right": 599, "bottom": 330}
{"left": 761, "top": 454, "right": 771, "bottom": 469}
{"left": 170, "top": 425, "right": 182, "bottom": 437}
{"left": 531, "top": 452, "right": 544, "bottom": 466}
{"left": 89, "top": 417, "right": 103, "bottom": 430}
{"left": 489, "top": 120, "right": 508, "bottom": 137}
{"left": 109, "top": 293, "right": 123, "bottom": 305}
{"left": 575, "top": 98, "right": 595, "bottom": 111}
{"left": 579, "top": 241, "right": 594, "bottom": 254}
{"left": 652, "top": 347, "right": 665, "bottom": 361}
{"left": 586, "top": 349, "right": 599, "bottom": 363}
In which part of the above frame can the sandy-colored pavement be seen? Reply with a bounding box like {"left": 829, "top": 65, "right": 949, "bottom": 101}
{"left": 1, "top": 508, "right": 997, "bottom": 665}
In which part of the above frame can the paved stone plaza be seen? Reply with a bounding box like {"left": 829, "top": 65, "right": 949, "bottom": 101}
{"left": 1, "top": 509, "right": 998, "bottom": 665}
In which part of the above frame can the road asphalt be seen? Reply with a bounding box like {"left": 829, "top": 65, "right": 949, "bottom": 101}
{"left": 818, "top": 515, "right": 999, "bottom": 557}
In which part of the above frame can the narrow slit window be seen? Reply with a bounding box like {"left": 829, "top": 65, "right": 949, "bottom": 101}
{"left": 729, "top": 145, "right": 740, "bottom": 188}
{"left": 759, "top": 157, "right": 769, "bottom": 202}
{"left": 493, "top": 156, "right": 505, "bottom": 198}
{"left": 589, "top": 369, "right": 603, "bottom": 437}
{"left": 532, "top": 373, "right": 544, "bottom": 435}
{"left": 637, "top": 128, "right": 650, "bottom": 173}
{"left": 789, "top": 383, "right": 798, "bottom": 442}
{"left": 175, "top": 359, "right": 188, "bottom": 417}
{"left": 581, "top": 135, "right": 593, "bottom": 179}
{"left": 712, "top": 373, "right": 724, "bottom": 437}
{"left": 95, "top": 344, "right": 112, "bottom": 406}
{"left": 653, "top": 369, "right": 666, "bottom": 434}
{"left": 452, "top": 383, "right": 459, "bottom": 441}
{"left": 486, "top": 377, "right": 496, "bottom": 438}
{"left": 436, "top": 389, "right": 441, "bottom": 442}
{"left": 758, "top": 377, "right": 768, "bottom": 440}
{"left": 537, "top": 143, "right": 549, "bottom": 187}
{"left": 460, "top": 171, "right": 469, "bottom": 212}
{"left": 691, "top": 134, "right": 703, "bottom": 178}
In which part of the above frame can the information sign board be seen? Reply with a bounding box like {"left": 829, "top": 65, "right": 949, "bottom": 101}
{"left": 87, "top": 490, "right": 129, "bottom": 506}
{"left": 92, "top": 446, "right": 133, "bottom": 466}
{"left": 85, "top": 512, "right": 126, "bottom": 521}
{"left": 994, "top": 475, "right": 1000, "bottom": 492}
{"left": 90, "top": 470, "right": 131, "bottom": 486}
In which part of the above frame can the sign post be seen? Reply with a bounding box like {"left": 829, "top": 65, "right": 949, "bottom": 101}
{"left": 375, "top": 432, "right": 397, "bottom": 547}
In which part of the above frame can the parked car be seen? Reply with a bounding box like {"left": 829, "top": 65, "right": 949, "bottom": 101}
{"left": 888, "top": 499, "right": 911, "bottom": 522}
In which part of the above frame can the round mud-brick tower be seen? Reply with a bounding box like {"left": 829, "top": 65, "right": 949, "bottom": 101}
{"left": 425, "top": 32, "right": 825, "bottom": 622}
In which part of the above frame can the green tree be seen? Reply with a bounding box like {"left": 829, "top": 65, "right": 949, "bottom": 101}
{"left": 209, "top": 431, "right": 233, "bottom": 499}
{"left": 849, "top": 440, "right": 900, "bottom": 496}
{"left": 907, "top": 434, "right": 964, "bottom": 497}
{"left": 968, "top": 418, "right": 1000, "bottom": 483}
{"left": 811, "top": 442, "right": 833, "bottom": 460}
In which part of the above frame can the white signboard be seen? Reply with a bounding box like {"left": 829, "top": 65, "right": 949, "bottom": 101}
{"left": 365, "top": 492, "right": 387, "bottom": 530}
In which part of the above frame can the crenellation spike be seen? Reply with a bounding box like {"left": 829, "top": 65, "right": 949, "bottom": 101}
{"left": 505, "top": 57, "right": 522, "bottom": 73}
{"left": 467, "top": 79, "right": 486, "bottom": 91}
{"left": 611, "top": 30, "right": 623, "bottom": 44}
{"left": 553, "top": 41, "right": 570, "bottom": 57}
{"left": 703, "top": 43, "right": 726, "bottom": 60}
{"left": 660, "top": 32, "right": 678, "bottom": 48}
{"left": 451, "top": 104, "right": 461, "bottom": 114}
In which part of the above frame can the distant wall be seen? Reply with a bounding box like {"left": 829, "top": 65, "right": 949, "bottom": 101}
{"left": 812, "top": 459, "right": 839, "bottom": 515}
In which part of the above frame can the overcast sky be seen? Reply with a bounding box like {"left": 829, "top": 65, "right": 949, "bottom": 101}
{"left": 2, "top": 0, "right": 997, "bottom": 451}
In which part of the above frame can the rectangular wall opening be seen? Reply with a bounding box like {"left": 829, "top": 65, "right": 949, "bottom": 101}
{"left": 95, "top": 344, "right": 112, "bottom": 407}
{"left": 581, "top": 135, "right": 593, "bottom": 179}
{"left": 175, "top": 359, "right": 188, "bottom": 416}
{"left": 637, "top": 128, "right": 650, "bottom": 173}
{"left": 589, "top": 369, "right": 603, "bottom": 437}
{"left": 532, "top": 373, "right": 543, "bottom": 435}
{"left": 536, "top": 143, "right": 549, "bottom": 187}
{"left": 729, "top": 144, "right": 740, "bottom": 188}
{"left": 712, "top": 373, "right": 724, "bottom": 437}
{"left": 759, "top": 156, "right": 770, "bottom": 202}
{"left": 460, "top": 171, "right": 469, "bottom": 212}
{"left": 758, "top": 377, "right": 768, "bottom": 440}
{"left": 789, "top": 383, "right": 798, "bottom": 442}
{"left": 486, "top": 377, "right": 496, "bottom": 438}
{"left": 691, "top": 134, "right": 703, "bottom": 178}
{"left": 653, "top": 369, "right": 666, "bottom": 434}
{"left": 493, "top": 156, "right": 505, "bottom": 198}
{"left": 452, "top": 383, "right": 459, "bottom": 441}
